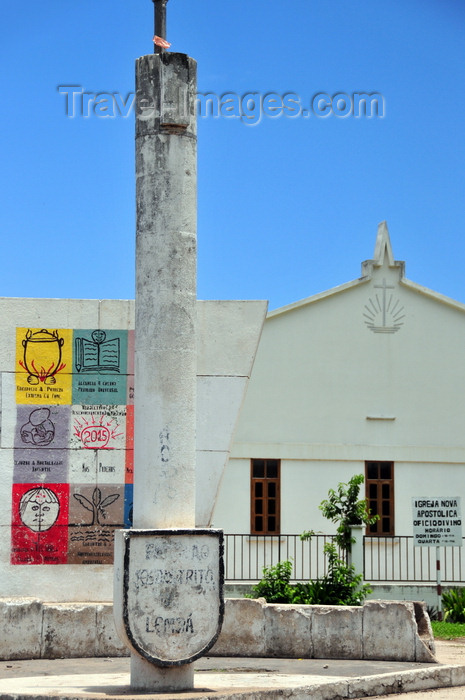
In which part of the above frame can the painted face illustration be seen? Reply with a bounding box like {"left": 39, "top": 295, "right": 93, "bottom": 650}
{"left": 19, "top": 487, "right": 60, "bottom": 532}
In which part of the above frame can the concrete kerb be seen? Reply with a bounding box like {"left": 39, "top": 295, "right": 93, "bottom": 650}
{"left": 347, "top": 667, "right": 457, "bottom": 698}
{"left": 0, "top": 658, "right": 465, "bottom": 700}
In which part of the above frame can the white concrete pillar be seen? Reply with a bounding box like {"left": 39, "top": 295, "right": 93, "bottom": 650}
{"left": 134, "top": 52, "right": 197, "bottom": 530}
{"left": 131, "top": 52, "right": 197, "bottom": 691}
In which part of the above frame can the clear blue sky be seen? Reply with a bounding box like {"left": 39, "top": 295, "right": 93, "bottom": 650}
{"left": 1, "top": 0, "right": 464, "bottom": 309}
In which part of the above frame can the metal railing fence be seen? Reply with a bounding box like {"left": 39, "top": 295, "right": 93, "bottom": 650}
{"left": 223, "top": 533, "right": 465, "bottom": 584}
{"left": 364, "top": 535, "right": 465, "bottom": 583}
{"left": 223, "top": 533, "right": 337, "bottom": 582}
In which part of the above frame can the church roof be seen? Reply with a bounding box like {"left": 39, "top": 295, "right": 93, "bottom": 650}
{"left": 268, "top": 221, "right": 465, "bottom": 319}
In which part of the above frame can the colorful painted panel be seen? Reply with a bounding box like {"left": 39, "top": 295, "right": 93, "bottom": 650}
{"left": 16, "top": 328, "right": 73, "bottom": 404}
{"left": 11, "top": 328, "right": 134, "bottom": 565}
{"left": 11, "top": 483, "right": 69, "bottom": 564}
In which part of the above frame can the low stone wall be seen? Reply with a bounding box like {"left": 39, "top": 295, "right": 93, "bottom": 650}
{"left": 0, "top": 597, "right": 436, "bottom": 663}
{"left": 0, "top": 599, "right": 126, "bottom": 661}
{"left": 210, "top": 598, "right": 436, "bottom": 662}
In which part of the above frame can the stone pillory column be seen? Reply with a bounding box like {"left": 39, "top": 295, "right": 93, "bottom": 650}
{"left": 114, "top": 19, "right": 224, "bottom": 692}
{"left": 134, "top": 52, "right": 197, "bottom": 531}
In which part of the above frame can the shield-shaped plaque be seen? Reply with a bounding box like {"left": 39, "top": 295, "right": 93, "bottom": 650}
{"left": 114, "top": 528, "right": 224, "bottom": 666}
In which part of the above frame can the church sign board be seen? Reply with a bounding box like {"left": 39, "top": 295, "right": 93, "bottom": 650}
{"left": 412, "top": 497, "right": 462, "bottom": 547}
{"left": 114, "top": 529, "right": 224, "bottom": 666}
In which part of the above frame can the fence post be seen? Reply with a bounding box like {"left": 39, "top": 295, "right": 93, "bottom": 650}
{"left": 348, "top": 525, "right": 365, "bottom": 579}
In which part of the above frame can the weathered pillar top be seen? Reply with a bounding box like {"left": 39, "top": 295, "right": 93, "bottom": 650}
{"left": 136, "top": 52, "right": 197, "bottom": 137}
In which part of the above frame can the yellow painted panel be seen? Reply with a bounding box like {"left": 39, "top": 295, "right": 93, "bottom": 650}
{"left": 16, "top": 328, "right": 73, "bottom": 404}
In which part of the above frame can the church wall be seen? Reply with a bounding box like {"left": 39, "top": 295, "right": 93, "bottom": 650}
{"left": 279, "top": 460, "right": 363, "bottom": 534}
{"left": 217, "top": 242, "right": 465, "bottom": 546}
{"left": 211, "top": 458, "right": 250, "bottom": 533}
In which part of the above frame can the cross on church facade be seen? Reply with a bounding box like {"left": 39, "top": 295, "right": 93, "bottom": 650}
{"left": 374, "top": 278, "right": 395, "bottom": 327}
{"left": 153, "top": 0, "right": 169, "bottom": 53}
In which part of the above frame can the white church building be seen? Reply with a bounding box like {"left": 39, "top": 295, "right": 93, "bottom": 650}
{"left": 213, "top": 222, "right": 465, "bottom": 587}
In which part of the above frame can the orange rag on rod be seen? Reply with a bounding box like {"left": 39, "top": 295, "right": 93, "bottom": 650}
{"left": 153, "top": 35, "right": 171, "bottom": 48}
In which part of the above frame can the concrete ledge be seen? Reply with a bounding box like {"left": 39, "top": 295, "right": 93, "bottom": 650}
{"left": 363, "top": 599, "right": 416, "bottom": 661}
{"left": 42, "top": 603, "right": 97, "bottom": 659}
{"left": 96, "top": 603, "right": 128, "bottom": 657}
{"left": 0, "top": 597, "right": 436, "bottom": 662}
{"left": 312, "top": 604, "right": 363, "bottom": 659}
{"left": 264, "top": 603, "right": 313, "bottom": 658}
{"left": 210, "top": 598, "right": 266, "bottom": 657}
{"left": 210, "top": 598, "right": 436, "bottom": 662}
{"left": 0, "top": 597, "right": 42, "bottom": 660}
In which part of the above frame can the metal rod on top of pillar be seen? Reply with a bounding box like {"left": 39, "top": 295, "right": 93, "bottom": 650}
{"left": 153, "top": 0, "right": 169, "bottom": 53}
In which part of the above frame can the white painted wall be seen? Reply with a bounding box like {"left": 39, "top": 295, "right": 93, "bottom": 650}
{"left": 0, "top": 298, "right": 266, "bottom": 601}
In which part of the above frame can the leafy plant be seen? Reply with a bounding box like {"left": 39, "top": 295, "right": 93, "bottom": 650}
{"left": 291, "top": 544, "right": 371, "bottom": 606}
{"left": 248, "top": 476, "right": 376, "bottom": 607}
{"left": 442, "top": 587, "right": 465, "bottom": 623}
{"left": 247, "top": 560, "right": 295, "bottom": 603}
{"left": 247, "top": 546, "right": 372, "bottom": 606}
{"left": 302, "top": 474, "right": 378, "bottom": 553}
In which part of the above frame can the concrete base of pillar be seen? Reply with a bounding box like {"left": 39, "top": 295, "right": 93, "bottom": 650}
{"left": 130, "top": 653, "right": 194, "bottom": 691}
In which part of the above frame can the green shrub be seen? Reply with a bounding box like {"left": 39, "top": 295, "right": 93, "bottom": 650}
{"left": 247, "top": 546, "right": 371, "bottom": 606}
{"left": 247, "top": 560, "right": 294, "bottom": 603}
{"left": 248, "top": 475, "right": 376, "bottom": 607}
{"left": 442, "top": 587, "right": 465, "bottom": 623}
{"left": 426, "top": 605, "right": 440, "bottom": 621}
{"left": 291, "top": 544, "right": 371, "bottom": 606}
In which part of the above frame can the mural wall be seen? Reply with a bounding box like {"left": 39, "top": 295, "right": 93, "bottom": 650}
{"left": 11, "top": 327, "right": 134, "bottom": 565}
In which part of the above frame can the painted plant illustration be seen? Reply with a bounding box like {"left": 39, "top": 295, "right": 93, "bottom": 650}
{"left": 73, "top": 488, "right": 120, "bottom": 526}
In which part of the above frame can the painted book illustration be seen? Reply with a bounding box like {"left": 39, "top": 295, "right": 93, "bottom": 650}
{"left": 75, "top": 331, "right": 120, "bottom": 373}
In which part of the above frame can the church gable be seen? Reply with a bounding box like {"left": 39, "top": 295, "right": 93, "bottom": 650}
{"left": 234, "top": 221, "right": 465, "bottom": 449}
{"left": 268, "top": 220, "right": 465, "bottom": 328}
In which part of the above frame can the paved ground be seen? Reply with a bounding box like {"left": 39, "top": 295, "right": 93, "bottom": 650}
{"left": 0, "top": 639, "right": 463, "bottom": 699}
